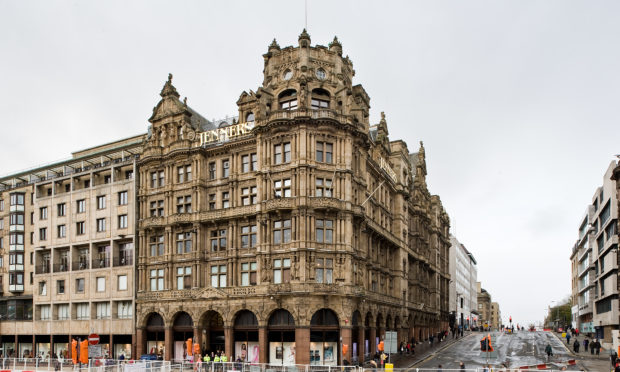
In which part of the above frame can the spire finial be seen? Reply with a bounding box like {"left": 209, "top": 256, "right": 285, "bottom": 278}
{"left": 268, "top": 38, "right": 280, "bottom": 52}
{"left": 298, "top": 28, "right": 311, "bottom": 47}
{"left": 160, "top": 73, "right": 180, "bottom": 98}
{"left": 329, "top": 36, "right": 343, "bottom": 55}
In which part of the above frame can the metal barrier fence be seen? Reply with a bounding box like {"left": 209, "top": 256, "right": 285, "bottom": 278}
{"left": 171, "top": 362, "right": 359, "bottom": 372}
{"left": 0, "top": 358, "right": 171, "bottom": 372}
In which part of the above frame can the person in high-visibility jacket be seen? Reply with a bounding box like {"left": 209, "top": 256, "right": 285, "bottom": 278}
{"left": 221, "top": 353, "right": 228, "bottom": 362}
{"left": 214, "top": 354, "right": 220, "bottom": 362}
{"left": 203, "top": 354, "right": 210, "bottom": 363}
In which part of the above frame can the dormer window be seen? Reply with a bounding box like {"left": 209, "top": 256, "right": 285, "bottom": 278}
{"left": 279, "top": 90, "right": 297, "bottom": 111}
{"left": 311, "top": 88, "right": 330, "bottom": 109}
{"left": 246, "top": 112, "right": 255, "bottom": 123}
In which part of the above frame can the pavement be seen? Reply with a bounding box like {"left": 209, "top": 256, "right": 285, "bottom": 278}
{"left": 387, "top": 332, "right": 473, "bottom": 368}
{"left": 550, "top": 332, "right": 615, "bottom": 372}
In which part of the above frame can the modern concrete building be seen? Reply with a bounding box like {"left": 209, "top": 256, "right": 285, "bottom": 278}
{"left": 571, "top": 162, "right": 618, "bottom": 345}
{"left": 449, "top": 235, "right": 478, "bottom": 330}
{"left": 0, "top": 137, "right": 142, "bottom": 359}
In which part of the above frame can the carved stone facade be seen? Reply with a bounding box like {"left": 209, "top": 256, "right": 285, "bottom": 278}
{"left": 136, "top": 31, "right": 451, "bottom": 364}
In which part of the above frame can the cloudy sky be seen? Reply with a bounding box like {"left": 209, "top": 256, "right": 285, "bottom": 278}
{"left": 1, "top": 1, "right": 619, "bottom": 325}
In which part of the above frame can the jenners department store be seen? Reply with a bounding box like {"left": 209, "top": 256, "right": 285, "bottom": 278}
{"left": 0, "top": 31, "right": 451, "bottom": 365}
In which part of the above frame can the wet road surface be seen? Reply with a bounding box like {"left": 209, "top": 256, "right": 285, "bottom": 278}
{"left": 413, "top": 331, "right": 580, "bottom": 370}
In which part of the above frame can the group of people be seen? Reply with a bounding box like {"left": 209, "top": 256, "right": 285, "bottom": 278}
{"left": 573, "top": 338, "right": 602, "bottom": 355}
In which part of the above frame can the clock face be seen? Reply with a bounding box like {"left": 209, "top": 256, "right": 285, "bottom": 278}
{"left": 283, "top": 69, "right": 293, "bottom": 81}
{"left": 316, "top": 68, "right": 326, "bottom": 80}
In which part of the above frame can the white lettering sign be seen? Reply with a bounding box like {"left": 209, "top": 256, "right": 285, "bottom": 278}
{"left": 380, "top": 157, "right": 397, "bottom": 183}
{"left": 197, "top": 122, "right": 255, "bottom": 146}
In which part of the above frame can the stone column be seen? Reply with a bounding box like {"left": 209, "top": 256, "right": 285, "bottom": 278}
{"left": 369, "top": 327, "right": 376, "bottom": 355}
{"left": 340, "top": 326, "right": 352, "bottom": 364}
{"left": 357, "top": 326, "right": 365, "bottom": 362}
{"left": 258, "top": 327, "right": 268, "bottom": 364}
{"left": 295, "top": 327, "right": 310, "bottom": 365}
{"left": 110, "top": 334, "right": 114, "bottom": 358}
{"left": 165, "top": 327, "right": 173, "bottom": 361}
{"left": 194, "top": 326, "right": 201, "bottom": 354}
{"left": 224, "top": 327, "right": 233, "bottom": 359}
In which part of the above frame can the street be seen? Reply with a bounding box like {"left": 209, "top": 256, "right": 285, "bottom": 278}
{"left": 413, "top": 331, "right": 581, "bottom": 370}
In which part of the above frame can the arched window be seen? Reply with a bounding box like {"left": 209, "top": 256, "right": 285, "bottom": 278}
{"left": 311, "top": 88, "right": 330, "bottom": 109}
{"left": 246, "top": 112, "right": 255, "bottom": 123}
{"left": 279, "top": 90, "right": 297, "bottom": 111}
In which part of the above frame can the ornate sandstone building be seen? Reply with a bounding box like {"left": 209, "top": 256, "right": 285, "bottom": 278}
{"left": 135, "top": 30, "right": 451, "bottom": 364}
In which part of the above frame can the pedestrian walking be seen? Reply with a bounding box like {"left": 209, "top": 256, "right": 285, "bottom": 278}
{"left": 595, "top": 339, "right": 601, "bottom": 356}
{"left": 545, "top": 343, "right": 553, "bottom": 361}
{"left": 573, "top": 339, "right": 580, "bottom": 353}
{"left": 584, "top": 338, "right": 589, "bottom": 351}
{"left": 611, "top": 350, "right": 617, "bottom": 369}
{"left": 589, "top": 340, "right": 594, "bottom": 354}
{"left": 459, "top": 361, "right": 466, "bottom": 370}
{"left": 566, "top": 333, "right": 571, "bottom": 345}
{"left": 436, "top": 364, "right": 442, "bottom": 372}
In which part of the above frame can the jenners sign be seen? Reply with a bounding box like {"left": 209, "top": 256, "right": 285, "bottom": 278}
{"left": 380, "top": 157, "right": 397, "bottom": 183}
{"left": 197, "top": 122, "right": 255, "bottom": 146}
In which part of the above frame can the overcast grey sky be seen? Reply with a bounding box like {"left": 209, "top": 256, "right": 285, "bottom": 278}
{"left": 1, "top": 1, "right": 619, "bottom": 326}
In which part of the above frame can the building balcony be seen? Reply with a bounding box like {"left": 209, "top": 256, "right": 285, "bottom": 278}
{"left": 92, "top": 258, "right": 110, "bottom": 269}
{"left": 73, "top": 261, "right": 89, "bottom": 271}
{"left": 113, "top": 255, "right": 133, "bottom": 267}
{"left": 35, "top": 264, "right": 51, "bottom": 274}
{"left": 53, "top": 263, "right": 69, "bottom": 273}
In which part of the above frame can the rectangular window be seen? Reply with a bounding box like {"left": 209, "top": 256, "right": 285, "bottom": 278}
{"left": 118, "top": 191, "right": 128, "bottom": 205}
{"left": 118, "top": 275, "right": 127, "bottom": 291}
{"left": 118, "top": 214, "right": 128, "bottom": 229}
{"left": 76, "top": 303, "right": 89, "bottom": 320}
{"left": 96, "top": 218, "right": 106, "bottom": 232}
{"left": 76, "top": 278, "right": 85, "bottom": 293}
{"left": 222, "top": 159, "right": 230, "bottom": 178}
{"left": 40, "top": 207, "right": 48, "bottom": 220}
{"left": 241, "top": 186, "right": 258, "bottom": 205}
{"left": 158, "top": 170, "right": 165, "bottom": 187}
{"left": 40, "top": 305, "right": 51, "bottom": 320}
{"left": 150, "top": 200, "right": 164, "bottom": 217}
{"left": 57, "top": 304, "right": 69, "bottom": 320}
{"left": 57, "top": 280, "right": 65, "bottom": 294}
{"left": 316, "top": 258, "right": 333, "bottom": 284}
{"left": 176, "top": 232, "right": 192, "bottom": 254}
{"left": 241, "top": 225, "right": 257, "bottom": 248}
{"left": 274, "top": 143, "right": 291, "bottom": 164}
{"left": 39, "top": 228, "right": 47, "bottom": 241}
{"left": 117, "top": 301, "right": 133, "bottom": 319}
{"left": 176, "top": 195, "right": 192, "bottom": 213}
{"left": 0, "top": 199, "right": 3, "bottom": 211}
{"left": 210, "top": 265, "right": 227, "bottom": 288}
{"left": 76, "top": 221, "right": 85, "bottom": 235}
{"left": 273, "top": 258, "right": 291, "bottom": 284}
{"left": 209, "top": 162, "right": 216, "bottom": 180}
{"left": 176, "top": 267, "right": 192, "bottom": 290}
{"left": 96, "top": 277, "right": 105, "bottom": 292}
{"left": 10, "top": 193, "right": 24, "bottom": 206}
{"left": 151, "top": 171, "right": 158, "bottom": 188}
{"left": 274, "top": 179, "right": 291, "bottom": 198}
{"left": 209, "top": 194, "right": 216, "bottom": 210}
{"left": 242, "top": 154, "right": 250, "bottom": 173}
{"left": 241, "top": 262, "right": 257, "bottom": 286}
{"left": 316, "top": 219, "right": 334, "bottom": 243}
{"left": 10, "top": 213, "right": 24, "bottom": 225}
{"left": 77, "top": 199, "right": 86, "bottom": 213}
{"left": 150, "top": 235, "right": 165, "bottom": 256}
{"left": 39, "top": 281, "right": 47, "bottom": 295}
{"left": 97, "top": 195, "right": 106, "bottom": 210}
{"left": 316, "top": 142, "right": 333, "bottom": 163}
{"left": 222, "top": 192, "right": 230, "bottom": 208}
{"left": 251, "top": 153, "right": 258, "bottom": 171}
{"left": 56, "top": 203, "right": 65, "bottom": 217}
{"left": 210, "top": 229, "right": 227, "bottom": 251}
{"left": 177, "top": 165, "right": 192, "bottom": 183}
{"left": 96, "top": 302, "right": 110, "bottom": 319}
{"left": 150, "top": 269, "right": 165, "bottom": 291}
{"left": 315, "top": 178, "right": 333, "bottom": 197}
{"left": 273, "top": 219, "right": 292, "bottom": 244}
{"left": 57, "top": 224, "right": 66, "bottom": 238}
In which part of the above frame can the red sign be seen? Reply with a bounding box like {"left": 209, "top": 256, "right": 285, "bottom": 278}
{"left": 88, "top": 333, "right": 99, "bottom": 345}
